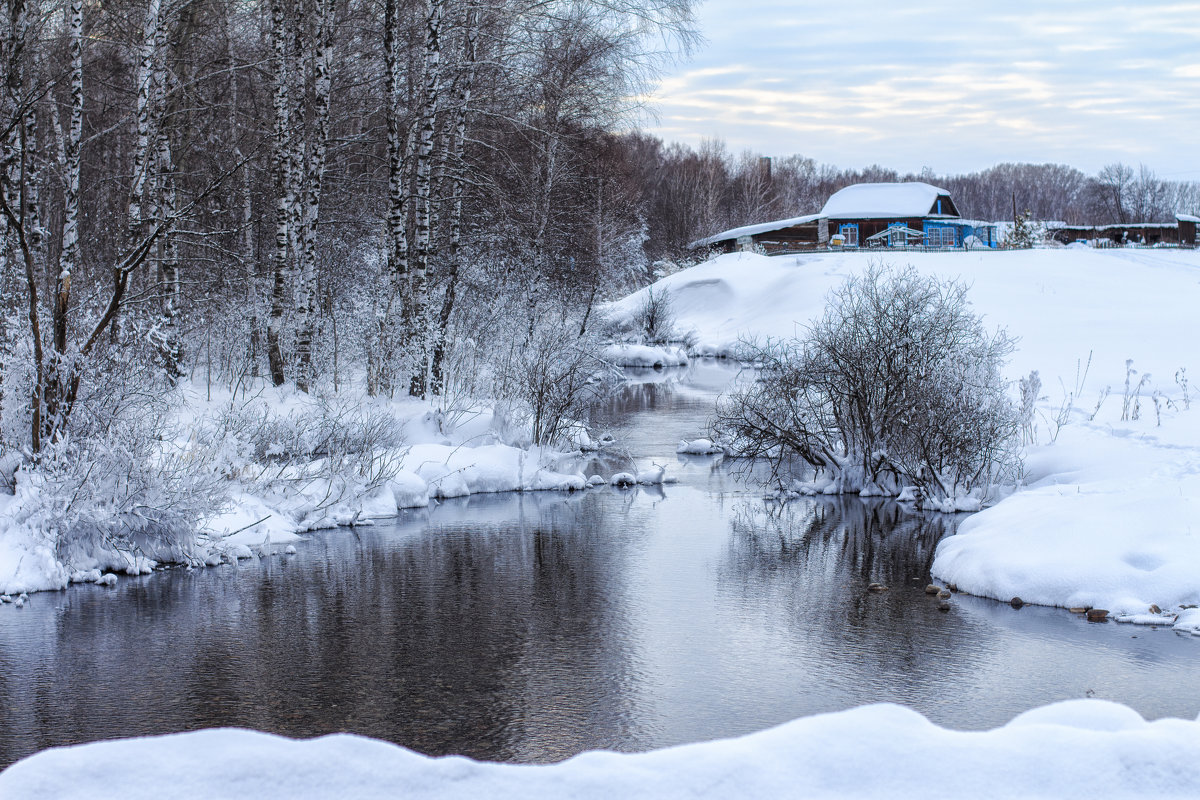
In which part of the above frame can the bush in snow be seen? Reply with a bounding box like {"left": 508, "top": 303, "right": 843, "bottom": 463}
{"left": 493, "top": 320, "right": 612, "bottom": 447}
{"left": 635, "top": 286, "right": 677, "bottom": 344}
{"left": 1018, "top": 370, "right": 1041, "bottom": 445}
{"left": 712, "top": 265, "right": 1021, "bottom": 503}
{"left": 12, "top": 382, "right": 226, "bottom": 571}
{"left": 195, "top": 392, "right": 406, "bottom": 517}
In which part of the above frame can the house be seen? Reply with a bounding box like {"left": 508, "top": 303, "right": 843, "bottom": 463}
{"left": 689, "top": 182, "right": 998, "bottom": 254}
{"left": 819, "top": 182, "right": 966, "bottom": 248}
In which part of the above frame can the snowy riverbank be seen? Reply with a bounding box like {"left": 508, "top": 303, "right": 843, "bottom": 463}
{"left": 3, "top": 699, "right": 1198, "bottom": 799}
{"left": 0, "top": 382, "right": 640, "bottom": 597}
{"left": 606, "top": 248, "right": 1200, "bottom": 621}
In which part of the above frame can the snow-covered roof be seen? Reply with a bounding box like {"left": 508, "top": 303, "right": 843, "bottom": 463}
{"left": 688, "top": 214, "right": 824, "bottom": 249}
{"left": 1177, "top": 213, "right": 1200, "bottom": 224}
{"left": 820, "top": 182, "right": 958, "bottom": 220}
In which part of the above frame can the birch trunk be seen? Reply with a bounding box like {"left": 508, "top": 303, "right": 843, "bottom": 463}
{"left": 430, "top": 4, "right": 477, "bottom": 395}
{"left": 375, "top": 0, "right": 413, "bottom": 396}
{"left": 47, "top": 0, "right": 83, "bottom": 421}
{"left": 294, "top": 0, "right": 333, "bottom": 393}
{"left": 128, "top": 0, "right": 160, "bottom": 239}
{"left": 152, "top": 20, "right": 182, "bottom": 381}
{"left": 408, "top": 0, "right": 442, "bottom": 398}
{"left": 265, "top": 0, "right": 292, "bottom": 386}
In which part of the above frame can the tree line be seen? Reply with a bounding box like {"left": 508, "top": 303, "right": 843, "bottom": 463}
{"left": 628, "top": 137, "right": 1200, "bottom": 261}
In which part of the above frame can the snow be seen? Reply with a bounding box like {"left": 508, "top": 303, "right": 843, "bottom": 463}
{"left": 688, "top": 213, "right": 824, "bottom": 249}
{"left": 677, "top": 438, "right": 723, "bottom": 455}
{"left": 819, "top": 181, "right": 954, "bottom": 219}
{"left": 601, "top": 343, "right": 689, "bottom": 368}
{"left": 2, "top": 700, "right": 1198, "bottom": 799}
{"left": 603, "top": 247, "right": 1200, "bottom": 617}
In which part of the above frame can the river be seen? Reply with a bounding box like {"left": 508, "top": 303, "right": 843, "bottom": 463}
{"left": 0, "top": 361, "right": 1195, "bottom": 768}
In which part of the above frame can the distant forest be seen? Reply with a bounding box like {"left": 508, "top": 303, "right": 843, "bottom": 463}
{"left": 622, "top": 136, "right": 1200, "bottom": 260}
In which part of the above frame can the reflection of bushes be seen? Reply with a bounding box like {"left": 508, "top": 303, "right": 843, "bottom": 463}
{"left": 725, "top": 497, "right": 958, "bottom": 586}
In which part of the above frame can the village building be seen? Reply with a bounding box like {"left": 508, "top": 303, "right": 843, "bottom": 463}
{"left": 1046, "top": 214, "right": 1199, "bottom": 248}
{"left": 689, "top": 182, "right": 998, "bottom": 254}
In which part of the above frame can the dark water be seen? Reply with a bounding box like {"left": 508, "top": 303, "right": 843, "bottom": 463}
{"left": 1, "top": 362, "right": 1196, "bottom": 768}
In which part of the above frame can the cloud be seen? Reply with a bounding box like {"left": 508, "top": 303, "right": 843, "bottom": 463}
{"left": 642, "top": 1, "right": 1200, "bottom": 174}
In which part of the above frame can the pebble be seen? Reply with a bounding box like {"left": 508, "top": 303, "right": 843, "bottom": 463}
{"left": 937, "top": 589, "right": 951, "bottom": 599}
{"left": 937, "top": 600, "right": 951, "bottom": 612}
{"left": 1069, "top": 607, "right": 1088, "bottom": 613}
{"left": 1010, "top": 596, "right": 1024, "bottom": 609}
{"left": 1149, "top": 604, "right": 1162, "bottom": 614}
{"left": 924, "top": 585, "right": 941, "bottom": 595}
{"left": 867, "top": 583, "right": 888, "bottom": 593}
{"left": 1086, "top": 608, "right": 1110, "bottom": 622}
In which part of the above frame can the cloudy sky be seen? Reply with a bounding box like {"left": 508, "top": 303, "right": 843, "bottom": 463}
{"left": 641, "top": 0, "right": 1200, "bottom": 178}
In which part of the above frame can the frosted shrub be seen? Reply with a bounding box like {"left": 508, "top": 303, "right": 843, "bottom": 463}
{"left": 15, "top": 396, "right": 225, "bottom": 570}
{"left": 635, "top": 286, "right": 677, "bottom": 344}
{"left": 1121, "top": 359, "right": 1152, "bottom": 421}
{"left": 713, "top": 265, "right": 1021, "bottom": 502}
{"left": 445, "top": 269, "right": 614, "bottom": 447}
{"left": 494, "top": 321, "right": 611, "bottom": 447}
{"left": 197, "top": 393, "right": 406, "bottom": 511}
{"left": 1018, "top": 370, "right": 1041, "bottom": 445}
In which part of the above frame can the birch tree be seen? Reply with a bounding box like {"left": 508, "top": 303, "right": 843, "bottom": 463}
{"left": 293, "top": 0, "right": 334, "bottom": 393}
{"left": 265, "top": 0, "right": 294, "bottom": 386}
{"left": 407, "top": 0, "right": 443, "bottom": 397}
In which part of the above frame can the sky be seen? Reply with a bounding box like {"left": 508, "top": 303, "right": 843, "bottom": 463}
{"left": 640, "top": 0, "right": 1200, "bottom": 179}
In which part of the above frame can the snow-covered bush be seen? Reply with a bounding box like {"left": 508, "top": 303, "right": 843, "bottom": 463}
{"left": 196, "top": 392, "right": 406, "bottom": 513}
{"left": 12, "top": 389, "right": 225, "bottom": 570}
{"left": 636, "top": 286, "right": 676, "bottom": 344}
{"left": 493, "top": 321, "right": 611, "bottom": 447}
{"left": 437, "top": 262, "right": 616, "bottom": 447}
{"left": 712, "top": 265, "right": 1021, "bottom": 502}
{"left": 1018, "top": 370, "right": 1042, "bottom": 445}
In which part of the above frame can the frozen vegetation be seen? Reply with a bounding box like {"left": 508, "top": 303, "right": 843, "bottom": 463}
{"left": 605, "top": 247, "right": 1200, "bottom": 623}
{"left": 3, "top": 700, "right": 1198, "bottom": 798}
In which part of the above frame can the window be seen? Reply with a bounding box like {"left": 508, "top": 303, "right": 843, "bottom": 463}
{"left": 840, "top": 224, "right": 859, "bottom": 247}
{"left": 926, "top": 226, "right": 956, "bottom": 248}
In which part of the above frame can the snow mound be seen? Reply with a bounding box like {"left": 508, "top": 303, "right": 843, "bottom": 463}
{"left": 1174, "top": 608, "right": 1200, "bottom": 636}
{"left": 932, "top": 422, "right": 1200, "bottom": 615}
{"left": 610, "top": 472, "right": 637, "bottom": 487}
{"left": 3, "top": 701, "right": 1198, "bottom": 799}
{"left": 677, "top": 438, "right": 723, "bottom": 455}
{"left": 601, "top": 343, "right": 688, "bottom": 368}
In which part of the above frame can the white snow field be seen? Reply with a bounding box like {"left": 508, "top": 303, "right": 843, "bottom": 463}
{"left": 605, "top": 248, "right": 1200, "bottom": 622}
{"left": 2, "top": 700, "right": 1198, "bottom": 799}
